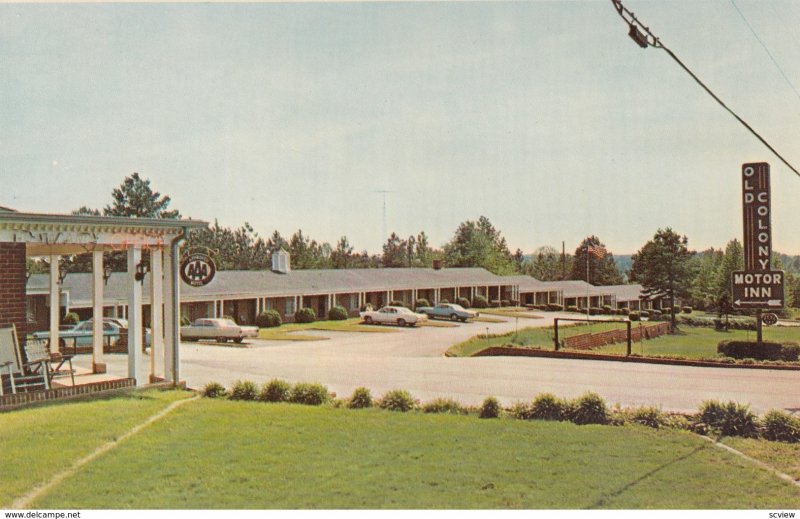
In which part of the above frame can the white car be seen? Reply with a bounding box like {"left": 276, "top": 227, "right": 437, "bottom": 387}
{"left": 180, "top": 318, "right": 259, "bottom": 343}
{"left": 360, "top": 306, "right": 428, "bottom": 327}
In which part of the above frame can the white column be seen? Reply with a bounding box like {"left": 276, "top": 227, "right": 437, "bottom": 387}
{"left": 92, "top": 250, "right": 106, "bottom": 373}
{"left": 150, "top": 248, "right": 164, "bottom": 381}
{"left": 163, "top": 249, "right": 175, "bottom": 383}
{"left": 49, "top": 255, "right": 60, "bottom": 354}
{"left": 127, "top": 247, "right": 143, "bottom": 384}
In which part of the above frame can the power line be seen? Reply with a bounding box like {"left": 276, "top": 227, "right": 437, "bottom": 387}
{"left": 610, "top": 0, "right": 800, "bottom": 178}
{"left": 730, "top": 0, "right": 800, "bottom": 104}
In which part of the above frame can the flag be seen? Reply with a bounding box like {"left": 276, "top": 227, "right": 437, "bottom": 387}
{"left": 587, "top": 245, "right": 607, "bottom": 259}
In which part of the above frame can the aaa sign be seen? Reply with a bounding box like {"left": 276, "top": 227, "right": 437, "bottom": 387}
{"left": 180, "top": 252, "right": 217, "bottom": 287}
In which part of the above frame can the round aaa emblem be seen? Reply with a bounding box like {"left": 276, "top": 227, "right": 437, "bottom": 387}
{"left": 180, "top": 252, "right": 216, "bottom": 287}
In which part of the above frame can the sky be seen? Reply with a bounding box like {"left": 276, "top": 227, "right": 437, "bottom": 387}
{"left": 2, "top": 1, "right": 799, "bottom": 256}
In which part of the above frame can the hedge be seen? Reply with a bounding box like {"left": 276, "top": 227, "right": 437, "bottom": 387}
{"left": 718, "top": 341, "right": 799, "bottom": 361}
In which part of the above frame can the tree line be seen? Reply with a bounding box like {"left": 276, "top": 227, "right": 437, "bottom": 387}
{"left": 28, "top": 173, "right": 800, "bottom": 311}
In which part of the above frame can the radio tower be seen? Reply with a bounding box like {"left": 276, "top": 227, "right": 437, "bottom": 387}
{"left": 376, "top": 190, "right": 392, "bottom": 247}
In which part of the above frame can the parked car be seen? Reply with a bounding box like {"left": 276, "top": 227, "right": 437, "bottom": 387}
{"left": 416, "top": 303, "right": 478, "bottom": 322}
{"left": 32, "top": 318, "right": 152, "bottom": 347}
{"left": 360, "top": 306, "right": 428, "bottom": 327}
{"left": 180, "top": 318, "right": 259, "bottom": 343}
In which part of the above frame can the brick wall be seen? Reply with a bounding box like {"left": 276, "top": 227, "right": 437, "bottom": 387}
{"left": 0, "top": 243, "right": 27, "bottom": 340}
{"left": 564, "top": 322, "right": 672, "bottom": 350}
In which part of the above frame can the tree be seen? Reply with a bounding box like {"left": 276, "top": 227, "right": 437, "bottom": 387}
{"left": 288, "top": 230, "right": 331, "bottom": 269}
{"left": 331, "top": 236, "right": 355, "bottom": 269}
{"left": 72, "top": 206, "right": 100, "bottom": 216}
{"left": 525, "top": 246, "right": 570, "bottom": 281}
{"left": 629, "top": 228, "right": 694, "bottom": 328}
{"left": 104, "top": 172, "right": 180, "bottom": 219}
{"left": 443, "top": 216, "right": 516, "bottom": 275}
{"left": 186, "top": 220, "right": 270, "bottom": 270}
{"left": 382, "top": 233, "right": 408, "bottom": 268}
{"left": 267, "top": 230, "right": 288, "bottom": 253}
{"left": 714, "top": 239, "right": 744, "bottom": 306}
{"left": 414, "top": 232, "right": 434, "bottom": 267}
{"left": 687, "top": 248, "right": 724, "bottom": 310}
{"left": 569, "top": 236, "right": 623, "bottom": 285}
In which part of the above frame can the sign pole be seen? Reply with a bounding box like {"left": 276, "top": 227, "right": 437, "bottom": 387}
{"left": 756, "top": 309, "right": 763, "bottom": 346}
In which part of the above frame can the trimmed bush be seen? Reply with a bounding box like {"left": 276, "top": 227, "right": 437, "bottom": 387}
{"left": 629, "top": 311, "right": 640, "bottom": 321}
{"left": 422, "top": 398, "right": 466, "bottom": 415}
{"left": 457, "top": 297, "right": 471, "bottom": 309}
{"left": 471, "top": 295, "right": 489, "bottom": 309}
{"left": 201, "top": 381, "right": 227, "bottom": 398}
{"left": 602, "top": 305, "right": 613, "bottom": 315}
{"left": 571, "top": 392, "right": 609, "bottom": 425}
{"left": 501, "top": 300, "right": 511, "bottom": 307}
{"left": 507, "top": 401, "right": 535, "bottom": 420}
{"left": 63, "top": 312, "right": 80, "bottom": 326}
{"left": 229, "top": 380, "right": 259, "bottom": 401}
{"left": 718, "top": 341, "right": 799, "bottom": 361}
{"left": 255, "top": 310, "right": 282, "bottom": 328}
{"left": 682, "top": 306, "right": 693, "bottom": 314}
{"left": 479, "top": 396, "right": 501, "bottom": 419}
{"left": 698, "top": 400, "right": 759, "bottom": 437}
{"left": 294, "top": 307, "right": 316, "bottom": 324}
{"left": 761, "top": 410, "right": 800, "bottom": 443}
{"left": 289, "top": 382, "right": 330, "bottom": 405}
{"left": 259, "top": 379, "right": 292, "bottom": 403}
{"left": 440, "top": 299, "right": 450, "bottom": 305}
{"left": 180, "top": 316, "right": 191, "bottom": 326}
{"left": 328, "top": 305, "right": 348, "bottom": 321}
{"left": 379, "top": 389, "right": 416, "bottom": 412}
{"left": 630, "top": 406, "right": 668, "bottom": 429}
{"left": 588, "top": 307, "right": 602, "bottom": 316}
{"left": 414, "top": 298, "right": 430, "bottom": 310}
{"left": 530, "top": 393, "right": 568, "bottom": 421}
{"left": 348, "top": 387, "right": 373, "bottom": 409}
{"left": 389, "top": 300, "right": 407, "bottom": 308}
{"left": 619, "top": 307, "right": 630, "bottom": 315}
{"left": 546, "top": 303, "right": 564, "bottom": 312}
{"left": 640, "top": 310, "right": 651, "bottom": 319}
{"left": 566, "top": 305, "right": 580, "bottom": 313}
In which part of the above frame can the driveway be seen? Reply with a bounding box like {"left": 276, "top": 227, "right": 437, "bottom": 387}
{"left": 76, "top": 313, "right": 800, "bottom": 414}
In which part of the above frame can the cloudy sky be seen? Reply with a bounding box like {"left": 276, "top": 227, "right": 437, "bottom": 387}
{"left": 2, "top": 1, "right": 799, "bottom": 255}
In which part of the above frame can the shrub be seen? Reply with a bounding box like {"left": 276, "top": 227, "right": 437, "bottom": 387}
{"left": 414, "top": 298, "right": 430, "bottom": 310}
{"left": 328, "top": 305, "right": 349, "bottom": 321}
{"left": 588, "top": 307, "right": 602, "bottom": 316}
{"left": 490, "top": 300, "right": 500, "bottom": 308}
{"left": 640, "top": 311, "right": 650, "bottom": 319}
{"left": 379, "top": 389, "right": 416, "bottom": 412}
{"left": 63, "top": 312, "right": 80, "bottom": 326}
{"left": 546, "top": 303, "right": 564, "bottom": 312}
{"left": 423, "top": 398, "right": 466, "bottom": 415}
{"left": 348, "top": 387, "right": 373, "bottom": 409}
{"left": 256, "top": 310, "right": 282, "bottom": 328}
{"left": 630, "top": 406, "right": 667, "bottom": 429}
{"left": 259, "top": 379, "right": 292, "bottom": 402}
{"left": 457, "top": 297, "right": 471, "bottom": 309}
{"left": 180, "top": 316, "right": 191, "bottom": 326}
{"left": 202, "top": 381, "right": 227, "bottom": 398}
{"left": 229, "top": 380, "right": 259, "bottom": 401}
{"left": 629, "top": 311, "right": 640, "bottom": 321}
{"left": 717, "top": 341, "right": 799, "bottom": 361}
{"left": 507, "top": 401, "right": 534, "bottom": 420}
{"left": 501, "top": 300, "right": 510, "bottom": 307}
{"left": 619, "top": 307, "right": 630, "bottom": 315}
{"left": 289, "top": 382, "right": 330, "bottom": 405}
{"left": 472, "top": 295, "right": 489, "bottom": 308}
{"left": 682, "top": 306, "right": 693, "bottom": 314}
{"left": 761, "top": 410, "right": 800, "bottom": 443}
{"left": 440, "top": 299, "right": 450, "bottom": 305}
{"left": 479, "top": 396, "right": 501, "bottom": 419}
{"left": 602, "top": 305, "right": 613, "bottom": 315}
{"left": 698, "top": 400, "right": 759, "bottom": 437}
{"left": 566, "top": 305, "right": 580, "bottom": 313}
{"left": 389, "top": 300, "right": 407, "bottom": 308}
{"left": 530, "top": 393, "right": 568, "bottom": 421}
{"left": 294, "top": 307, "right": 316, "bottom": 324}
{"left": 570, "top": 392, "right": 609, "bottom": 425}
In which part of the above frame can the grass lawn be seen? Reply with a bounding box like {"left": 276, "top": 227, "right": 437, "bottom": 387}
{"left": 15, "top": 395, "right": 799, "bottom": 509}
{"left": 594, "top": 325, "right": 800, "bottom": 359}
{"left": 447, "top": 322, "right": 625, "bottom": 357}
{"left": 0, "top": 390, "right": 193, "bottom": 508}
{"left": 258, "top": 318, "right": 396, "bottom": 341}
{"left": 478, "top": 307, "right": 544, "bottom": 320}
{"left": 721, "top": 437, "right": 800, "bottom": 481}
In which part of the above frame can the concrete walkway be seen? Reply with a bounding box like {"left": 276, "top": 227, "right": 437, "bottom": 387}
{"left": 74, "top": 313, "right": 800, "bottom": 414}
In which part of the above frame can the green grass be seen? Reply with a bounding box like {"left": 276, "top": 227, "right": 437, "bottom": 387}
{"left": 478, "top": 307, "right": 544, "bottom": 320}
{"left": 21, "top": 397, "right": 800, "bottom": 509}
{"left": 595, "top": 325, "right": 800, "bottom": 359}
{"left": 258, "top": 318, "right": 396, "bottom": 341}
{"left": 447, "top": 322, "right": 625, "bottom": 357}
{"left": 721, "top": 437, "right": 800, "bottom": 481}
{"left": 0, "top": 389, "right": 193, "bottom": 507}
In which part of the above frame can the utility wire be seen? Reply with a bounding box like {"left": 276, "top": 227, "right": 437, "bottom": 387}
{"left": 610, "top": 0, "right": 800, "bottom": 178}
{"left": 730, "top": 0, "right": 800, "bottom": 104}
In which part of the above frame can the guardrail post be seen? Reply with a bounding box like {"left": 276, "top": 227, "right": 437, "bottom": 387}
{"left": 554, "top": 319, "right": 559, "bottom": 351}
{"left": 626, "top": 320, "right": 632, "bottom": 356}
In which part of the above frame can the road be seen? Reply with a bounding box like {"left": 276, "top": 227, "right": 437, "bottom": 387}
{"left": 79, "top": 313, "right": 800, "bottom": 414}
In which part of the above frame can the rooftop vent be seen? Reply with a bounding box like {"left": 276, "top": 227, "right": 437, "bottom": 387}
{"left": 272, "top": 249, "right": 290, "bottom": 274}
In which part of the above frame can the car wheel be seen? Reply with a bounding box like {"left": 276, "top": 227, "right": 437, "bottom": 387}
{"left": 234, "top": 338, "right": 244, "bottom": 344}
{"left": 450, "top": 314, "right": 459, "bottom": 321}
{"left": 364, "top": 316, "right": 373, "bottom": 325}
{"left": 217, "top": 337, "right": 227, "bottom": 343}
{"left": 460, "top": 317, "right": 467, "bottom": 322}
{"left": 397, "top": 318, "right": 406, "bottom": 327}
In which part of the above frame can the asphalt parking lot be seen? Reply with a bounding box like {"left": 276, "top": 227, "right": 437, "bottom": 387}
{"left": 76, "top": 313, "right": 800, "bottom": 414}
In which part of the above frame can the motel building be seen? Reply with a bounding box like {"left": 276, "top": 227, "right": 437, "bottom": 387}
{"left": 0, "top": 207, "right": 207, "bottom": 398}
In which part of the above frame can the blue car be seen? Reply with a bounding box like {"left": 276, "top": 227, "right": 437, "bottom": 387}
{"left": 33, "top": 318, "right": 152, "bottom": 348}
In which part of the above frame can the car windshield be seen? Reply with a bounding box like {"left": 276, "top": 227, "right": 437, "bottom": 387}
{"left": 450, "top": 304, "right": 466, "bottom": 311}
{"left": 397, "top": 307, "right": 415, "bottom": 314}
{"left": 221, "top": 319, "right": 238, "bottom": 327}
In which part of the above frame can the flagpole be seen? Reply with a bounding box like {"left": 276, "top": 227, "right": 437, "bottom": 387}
{"left": 586, "top": 245, "right": 590, "bottom": 322}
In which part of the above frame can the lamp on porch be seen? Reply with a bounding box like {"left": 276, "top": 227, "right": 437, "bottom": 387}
{"left": 103, "top": 264, "right": 113, "bottom": 285}
{"left": 134, "top": 259, "right": 149, "bottom": 283}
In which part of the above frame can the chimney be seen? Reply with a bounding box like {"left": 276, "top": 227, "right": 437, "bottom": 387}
{"left": 272, "top": 249, "right": 290, "bottom": 274}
